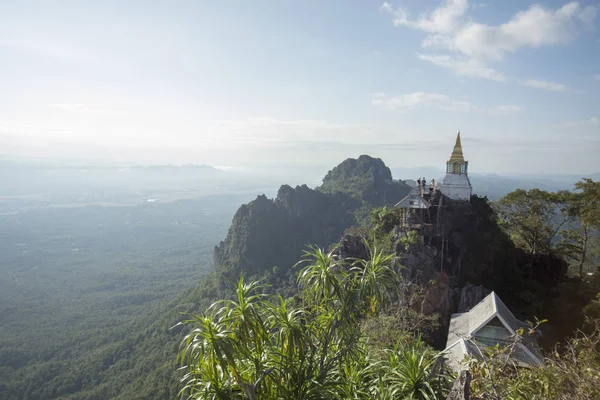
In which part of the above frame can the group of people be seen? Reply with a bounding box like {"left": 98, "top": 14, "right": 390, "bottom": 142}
{"left": 416, "top": 177, "right": 436, "bottom": 195}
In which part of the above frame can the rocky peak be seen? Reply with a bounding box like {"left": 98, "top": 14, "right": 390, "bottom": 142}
{"left": 318, "top": 155, "right": 410, "bottom": 207}
{"left": 321, "top": 155, "right": 393, "bottom": 186}
{"left": 457, "top": 283, "right": 491, "bottom": 313}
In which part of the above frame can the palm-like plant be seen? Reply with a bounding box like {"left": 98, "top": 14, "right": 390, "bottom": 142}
{"left": 380, "top": 336, "right": 452, "bottom": 400}
{"left": 178, "top": 277, "right": 272, "bottom": 400}
{"left": 212, "top": 278, "right": 267, "bottom": 339}
{"left": 177, "top": 245, "right": 451, "bottom": 400}
{"left": 177, "top": 315, "right": 240, "bottom": 400}
{"left": 267, "top": 296, "right": 307, "bottom": 360}
{"left": 350, "top": 241, "right": 400, "bottom": 315}
{"left": 297, "top": 245, "right": 345, "bottom": 308}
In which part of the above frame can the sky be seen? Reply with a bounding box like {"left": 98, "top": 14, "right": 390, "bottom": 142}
{"left": 0, "top": 0, "right": 599, "bottom": 174}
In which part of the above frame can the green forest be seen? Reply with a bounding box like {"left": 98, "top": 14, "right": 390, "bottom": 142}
{"left": 0, "top": 195, "right": 248, "bottom": 399}
{"left": 2, "top": 156, "right": 599, "bottom": 400}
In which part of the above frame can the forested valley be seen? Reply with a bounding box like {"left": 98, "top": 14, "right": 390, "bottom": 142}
{"left": 2, "top": 158, "right": 599, "bottom": 400}
{"left": 0, "top": 191, "right": 254, "bottom": 399}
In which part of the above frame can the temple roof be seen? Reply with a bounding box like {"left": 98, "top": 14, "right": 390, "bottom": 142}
{"left": 449, "top": 130, "right": 465, "bottom": 163}
{"left": 395, "top": 187, "right": 431, "bottom": 209}
{"left": 443, "top": 292, "right": 543, "bottom": 371}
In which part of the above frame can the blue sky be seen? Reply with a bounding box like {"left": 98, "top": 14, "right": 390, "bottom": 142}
{"left": 0, "top": 0, "right": 599, "bottom": 174}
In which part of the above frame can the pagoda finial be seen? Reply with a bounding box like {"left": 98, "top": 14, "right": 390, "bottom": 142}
{"left": 449, "top": 130, "right": 464, "bottom": 162}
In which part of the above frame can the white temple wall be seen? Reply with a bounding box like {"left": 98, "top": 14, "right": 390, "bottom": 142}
{"left": 440, "top": 174, "right": 472, "bottom": 201}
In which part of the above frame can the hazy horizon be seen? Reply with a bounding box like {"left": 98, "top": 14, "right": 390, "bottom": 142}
{"left": 1, "top": 0, "right": 599, "bottom": 174}
{"left": 3, "top": 155, "right": 598, "bottom": 181}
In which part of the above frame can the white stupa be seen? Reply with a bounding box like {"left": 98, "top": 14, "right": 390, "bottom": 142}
{"left": 439, "top": 130, "right": 472, "bottom": 201}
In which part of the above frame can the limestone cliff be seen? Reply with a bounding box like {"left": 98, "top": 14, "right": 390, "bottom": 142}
{"left": 318, "top": 155, "right": 411, "bottom": 207}
{"left": 339, "top": 191, "right": 570, "bottom": 347}
{"left": 214, "top": 155, "right": 410, "bottom": 285}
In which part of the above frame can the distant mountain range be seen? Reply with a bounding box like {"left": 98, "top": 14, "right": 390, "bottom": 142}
{"left": 2, "top": 158, "right": 596, "bottom": 202}
{"left": 0, "top": 160, "right": 219, "bottom": 172}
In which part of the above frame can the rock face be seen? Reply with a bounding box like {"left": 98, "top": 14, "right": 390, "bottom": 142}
{"left": 418, "top": 279, "right": 490, "bottom": 348}
{"left": 318, "top": 155, "right": 411, "bottom": 206}
{"left": 421, "top": 273, "right": 454, "bottom": 316}
{"left": 399, "top": 243, "right": 438, "bottom": 283}
{"left": 214, "top": 156, "right": 410, "bottom": 286}
{"left": 338, "top": 230, "right": 369, "bottom": 261}
{"left": 214, "top": 185, "right": 358, "bottom": 284}
{"left": 457, "top": 283, "right": 491, "bottom": 313}
{"left": 423, "top": 194, "right": 569, "bottom": 324}
{"left": 418, "top": 273, "right": 458, "bottom": 347}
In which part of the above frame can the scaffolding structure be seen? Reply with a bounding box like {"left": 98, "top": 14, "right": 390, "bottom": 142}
{"left": 395, "top": 184, "right": 447, "bottom": 273}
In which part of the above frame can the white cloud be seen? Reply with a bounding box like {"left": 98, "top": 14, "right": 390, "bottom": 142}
{"left": 519, "top": 79, "right": 569, "bottom": 92}
{"left": 48, "top": 103, "right": 90, "bottom": 112}
{"left": 381, "top": 0, "right": 468, "bottom": 34}
{"left": 595, "top": 74, "right": 600, "bottom": 81}
{"left": 451, "top": 3, "right": 597, "bottom": 61}
{"left": 47, "top": 103, "right": 123, "bottom": 115}
{"left": 1, "top": 39, "right": 103, "bottom": 65}
{"left": 418, "top": 54, "right": 505, "bottom": 81}
{"left": 372, "top": 92, "right": 522, "bottom": 115}
{"left": 0, "top": 115, "right": 392, "bottom": 152}
{"left": 203, "top": 119, "right": 391, "bottom": 148}
{"left": 372, "top": 92, "right": 473, "bottom": 112}
{"left": 383, "top": 1, "right": 598, "bottom": 80}
{"left": 561, "top": 116, "right": 599, "bottom": 128}
{"left": 486, "top": 105, "right": 525, "bottom": 115}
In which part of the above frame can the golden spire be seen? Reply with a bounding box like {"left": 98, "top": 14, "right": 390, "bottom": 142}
{"left": 449, "top": 129, "right": 465, "bottom": 162}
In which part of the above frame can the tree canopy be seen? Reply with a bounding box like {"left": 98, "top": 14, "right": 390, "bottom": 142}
{"left": 493, "top": 188, "right": 571, "bottom": 255}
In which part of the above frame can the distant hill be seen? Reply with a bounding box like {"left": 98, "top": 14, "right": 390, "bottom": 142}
{"left": 319, "top": 155, "right": 412, "bottom": 206}
{"left": 468, "top": 173, "right": 597, "bottom": 200}
{"left": 214, "top": 155, "right": 411, "bottom": 284}
{"left": 0, "top": 161, "right": 246, "bottom": 208}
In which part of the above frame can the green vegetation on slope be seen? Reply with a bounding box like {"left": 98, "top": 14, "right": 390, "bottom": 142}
{"left": 466, "top": 322, "right": 600, "bottom": 400}
{"left": 0, "top": 196, "right": 244, "bottom": 400}
{"left": 179, "top": 246, "right": 452, "bottom": 399}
